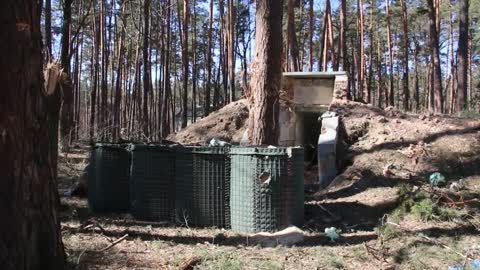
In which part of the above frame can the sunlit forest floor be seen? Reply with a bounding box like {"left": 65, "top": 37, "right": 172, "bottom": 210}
{"left": 58, "top": 101, "right": 480, "bottom": 269}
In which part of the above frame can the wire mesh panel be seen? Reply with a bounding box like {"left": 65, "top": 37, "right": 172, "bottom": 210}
{"left": 130, "top": 144, "right": 175, "bottom": 221}
{"left": 175, "top": 146, "right": 230, "bottom": 228}
{"left": 230, "top": 147, "right": 304, "bottom": 233}
{"left": 88, "top": 143, "right": 131, "bottom": 213}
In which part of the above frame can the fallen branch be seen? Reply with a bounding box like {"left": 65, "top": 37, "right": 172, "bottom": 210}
{"left": 96, "top": 234, "right": 128, "bottom": 253}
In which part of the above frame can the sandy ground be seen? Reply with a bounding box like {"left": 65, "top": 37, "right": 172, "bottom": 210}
{"left": 59, "top": 101, "right": 480, "bottom": 269}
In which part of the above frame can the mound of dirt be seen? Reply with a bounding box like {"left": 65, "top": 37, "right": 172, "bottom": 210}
{"left": 322, "top": 99, "right": 480, "bottom": 197}
{"left": 167, "top": 99, "right": 249, "bottom": 145}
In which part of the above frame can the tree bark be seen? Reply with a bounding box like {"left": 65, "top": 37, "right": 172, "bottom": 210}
{"left": 60, "top": 0, "right": 74, "bottom": 150}
{"left": 427, "top": 0, "right": 444, "bottom": 113}
{"left": 287, "top": 0, "right": 300, "bottom": 71}
{"left": 181, "top": 0, "right": 189, "bottom": 128}
{"left": 0, "top": 1, "right": 66, "bottom": 269}
{"left": 205, "top": 0, "right": 214, "bottom": 116}
{"left": 248, "top": 0, "right": 284, "bottom": 145}
{"left": 45, "top": 0, "right": 52, "bottom": 55}
{"left": 400, "top": 0, "right": 409, "bottom": 110}
{"left": 456, "top": 0, "right": 469, "bottom": 113}
{"left": 385, "top": 0, "right": 394, "bottom": 106}
{"left": 309, "top": 0, "right": 314, "bottom": 71}
{"left": 143, "top": 0, "right": 151, "bottom": 136}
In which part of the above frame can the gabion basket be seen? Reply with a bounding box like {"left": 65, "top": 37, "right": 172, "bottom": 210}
{"left": 88, "top": 143, "right": 131, "bottom": 213}
{"left": 229, "top": 147, "right": 304, "bottom": 233}
{"left": 175, "top": 146, "right": 230, "bottom": 228}
{"left": 130, "top": 144, "right": 175, "bottom": 221}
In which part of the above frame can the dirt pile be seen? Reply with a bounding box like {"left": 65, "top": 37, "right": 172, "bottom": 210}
{"left": 167, "top": 99, "right": 249, "bottom": 145}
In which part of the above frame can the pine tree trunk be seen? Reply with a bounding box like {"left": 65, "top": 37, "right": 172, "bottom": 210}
{"left": 0, "top": 1, "right": 66, "bottom": 268}
{"left": 60, "top": 0, "right": 74, "bottom": 150}
{"left": 205, "top": 0, "right": 214, "bottom": 116}
{"left": 385, "top": 0, "right": 394, "bottom": 107}
{"left": 309, "top": 0, "right": 314, "bottom": 71}
{"left": 287, "top": 0, "right": 300, "bottom": 71}
{"left": 228, "top": 0, "right": 236, "bottom": 102}
{"left": 248, "top": 0, "right": 284, "bottom": 145}
{"left": 45, "top": 0, "right": 52, "bottom": 55}
{"left": 427, "top": 0, "right": 444, "bottom": 113}
{"left": 456, "top": 0, "right": 469, "bottom": 113}
{"left": 181, "top": 0, "right": 189, "bottom": 128}
{"left": 400, "top": 0, "right": 409, "bottom": 110}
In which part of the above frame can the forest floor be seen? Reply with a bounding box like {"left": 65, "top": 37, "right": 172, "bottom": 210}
{"left": 58, "top": 101, "right": 480, "bottom": 270}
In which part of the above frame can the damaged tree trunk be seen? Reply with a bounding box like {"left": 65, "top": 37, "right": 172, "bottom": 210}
{"left": 248, "top": 0, "right": 284, "bottom": 145}
{"left": 0, "top": 1, "right": 66, "bottom": 268}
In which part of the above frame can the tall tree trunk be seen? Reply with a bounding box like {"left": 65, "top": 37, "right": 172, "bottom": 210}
{"left": 413, "top": 39, "right": 420, "bottom": 112}
{"left": 60, "top": 0, "right": 74, "bottom": 150}
{"left": 0, "top": 1, "right": 65, "bottom": 268}
{"left": 308, "top": 0, "right": 314, "bottom": 71}
{"left": 427, "top": 0, "right": 444, "bottom": 113}
{"left": 181, "top": 0, "right": 189, "bottom": 128}
{"left": 90, "top": 4, "right": 100, "bottom": 141}
{"left": 113, "top": 0, "right": 126, "bottom": 141}
{"left": 228, "top": 0, "right": 236, "bottom": 102}
{"left": 449, "top": 9, "right": 456, "bottom": 114}
{"left": 385, "top": 0, "right": 394, "bottom": 106}
{"left": 143, "top": 0, "right": 151, "bottom": 136}
{"left": 162, "top": 0, "right": 172, "bottom": 137}
{"left": 205, "top": 0, "right": 214, "bottom": 116}
{"left": 456, "top": 0, "right": 469, "bottom": 113}
{"left": 400, "top": 0, "right": 409, "bottom": 110}
{"left": 287, "top": 0, "right": 300, "bottom": 71}
{"left": 357, "top": 0, "right": 365, "bottom": 100}
{"left": 340, "top": 0, "right": 350, "bottom": 98}
{"left": 468, "top": 29, "right": 473, "bottom": 109}
{"left": 45, "top": 0, "right": 52, "bottom": 55}
{"left": 248, "top": 0, "right": 284, "bottom": 145}
{"left": 192, "top": 0, "right": 197, "bottom": 123}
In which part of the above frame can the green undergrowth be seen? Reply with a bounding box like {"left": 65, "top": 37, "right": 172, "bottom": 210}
{"left": 377, "top": 184, "right": 462, "bottom": 239}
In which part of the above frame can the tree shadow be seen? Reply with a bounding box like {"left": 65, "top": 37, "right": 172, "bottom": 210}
{"left": 353, "top": 125, "right": 480, "bottom": 156}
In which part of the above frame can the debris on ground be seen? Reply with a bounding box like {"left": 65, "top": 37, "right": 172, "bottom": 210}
{"left": 249, "top": 226, "right": 305, "bottom": 247}
{"left": 429, "top": 172, "right": 447, "bottom": 187}
{"left": 324, "top": 227, "right": 339, "bottom": 242}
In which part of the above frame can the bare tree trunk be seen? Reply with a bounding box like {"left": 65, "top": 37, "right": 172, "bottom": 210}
{"left": 0, "top": 1, "right": 65, "bottom": 268}
{"left": 205, "top": 0, "right": 214, "bottom": 116}
{"left": 309, "top": 0, "right": 314, "bottom": 71}
{"left": 357, "top": 0, "right": 365, "bottom": 100}
{"left": 90, "top": 4, "right": 100, "bottom": 142}
{"left": 143, "top": 0, "right": 151, "bottom": 136}
{"left": 400, "top": 0, "right": 409, "bottom": 110}
{"left": 45, "top": 0, "right": 52, "bottom": 55}
{"left": 340, "top": 0, "right": 350, "bottom": 98}
{"left": 228, "top": 0, "right": 236, "bottom": 102}
{"left": 59, "top": 0, "right": 74, "bottom": 150}
{"left": 427, "top": 0, "right": 444, "bottom": 113}
{"left": 162, "top": 0, "right": 172, "bottom": 137}
{"left": 181, "top": 0, "right": 189, "bottom": 128}
{"left": 192, "top": 0, "right": 197, "bottom": 123}
{"left": 248, "top": 0, "right": 284, "bottom": 145}
{"left": 385, "top": 0, "right": 394, "bottom": 107}
{"left": 287, "top": 0, "right": 300, "bottom": 71}
{"left": 413, "top": 38, "right": 420, "bottom": 112}
{"left": 456, "top": 0, "right": 469, "bottom": 113}
{"left": 468, "top": 30, "right": 473, "bottom": 109}
{"left": 113, "top": 1, "right": 126, "bottom": 141}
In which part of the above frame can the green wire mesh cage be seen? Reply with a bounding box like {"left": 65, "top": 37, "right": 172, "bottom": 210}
{"left": 175, "top": 146, "right": 231, "bottom": 228}
{"left": 88, "top": 143, "right": 131, "bottom": 213}
{"left": 229, "top": 147, "right": 304, "bottom": 233}
{"left": 129, "top": 144, "right": 176, "bottom": 221}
